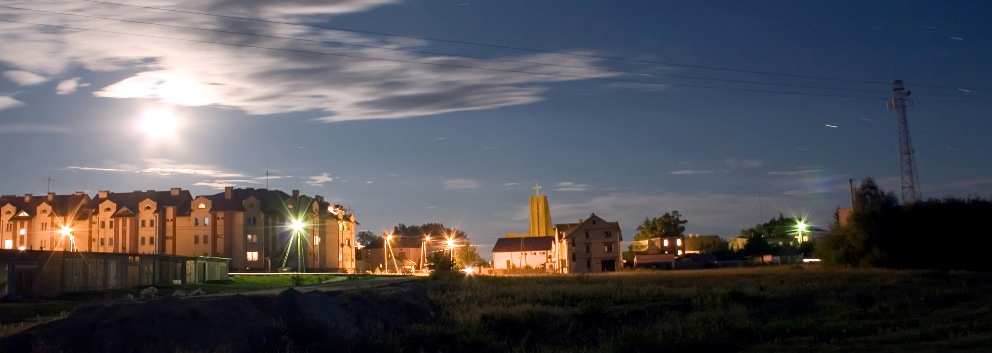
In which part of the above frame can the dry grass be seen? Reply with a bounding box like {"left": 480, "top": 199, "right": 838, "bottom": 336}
{"left": 408, "top": 266, "right": 992, "bottom": 353}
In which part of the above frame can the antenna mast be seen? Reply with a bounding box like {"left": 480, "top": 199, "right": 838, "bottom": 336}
{"left": 888, "top": 80, "right": 921, "bottom": 204}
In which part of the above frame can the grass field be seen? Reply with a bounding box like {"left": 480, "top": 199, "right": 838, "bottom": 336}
{"left": 404, "top": 266, "right": 992, "bottom": 353}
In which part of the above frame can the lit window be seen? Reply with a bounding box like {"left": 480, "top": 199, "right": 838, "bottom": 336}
{"left": 204, "top": 217, "right": 210, "bottom": 225}
{"left": 198, "top": 203, "right": 206, "bottom": 209}
{"left": 677, "top": 250, "right": 683, "bottom": 255}
{"left": 663, "top": 239, "right": 669, "bottom": 247}
{"left": 676, "top": 238, "right": 682, "bottom": 246}
{"left": 18, "top": 228, "right": 26, "bottom": 236}
{"left": 3, "top": 239, "right": 11, "bottom": 249}
{"left": 246, "top": 251, "right": 259, "bottom": 261}
{"left": 315, "top": 236, "right": 320, "bottom": 245}
{"left": 247, "top": 234, "right": 257, "bottom": 244}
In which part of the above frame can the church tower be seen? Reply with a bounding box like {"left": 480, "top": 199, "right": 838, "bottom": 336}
{"left": 528, "top": 184, "right": 553, "bottom": 237}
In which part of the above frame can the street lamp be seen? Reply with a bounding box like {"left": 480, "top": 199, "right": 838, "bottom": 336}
{"left": 384, "top": 231, "right": 393, "bottom": 274}
{"left": 446, "top": 237, "right": 456, "bottom": 261}
{"left": 58, "top": 225, "right": 75, "bottom": 252}
{"left": 793, "top": 219, "right": 810, "bottom": 244}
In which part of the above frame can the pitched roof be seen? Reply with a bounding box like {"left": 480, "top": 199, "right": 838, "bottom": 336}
{"left": 492, "top": 236, "right": 555, "bottom": 253}
{"left": 88, "top": 189, "right": 194, "bottom": 216}
{"left": 206, "top": 188, "right": 290, "bottom": 213}
{"left": 0, "top": 195, "right": 46, "bottom": 218}
{"left": 554, "top": 213, "right": 620, "bottom": 239}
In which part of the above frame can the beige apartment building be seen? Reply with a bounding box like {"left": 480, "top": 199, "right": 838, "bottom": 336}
{"left": 0, "top": 186, "right": 357, "bottom": 272}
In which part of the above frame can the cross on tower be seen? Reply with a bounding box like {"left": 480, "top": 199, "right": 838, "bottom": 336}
{"left": 532, "top": 183, "right": 542, "bottom": 195}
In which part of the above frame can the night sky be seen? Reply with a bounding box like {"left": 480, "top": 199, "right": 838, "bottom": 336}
{"left": 1, "top": 0, "right": 989, "bottom": 257}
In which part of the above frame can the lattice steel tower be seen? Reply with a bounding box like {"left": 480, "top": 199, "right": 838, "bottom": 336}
{"left": 887, "top": 80, "right": 921, "bottom": 203}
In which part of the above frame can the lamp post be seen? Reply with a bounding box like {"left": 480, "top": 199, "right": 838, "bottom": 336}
{"left": 58, "top": 225, "right": 74, "bottom": 252}
{"left": 384, "top": 231, "right": 393, "bottom": 274}
{"left": 794, "top": 219, "right": 810, "bottom": 244}
{"left": 446, "top": 237, "right": 456, "bottom": 261}
{"left": 422, "top": 233, "right": 431, "bottom": 271}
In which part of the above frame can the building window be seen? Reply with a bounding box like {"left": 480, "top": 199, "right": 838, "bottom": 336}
{"left": 605, "top": 231, "right": 612, "bottom": 238}
{"left": 677, "top": 249, "right": 683, "bottom": 255}
{"left": 247, "top": 234, "right": 257, "bottom": 244}
{"left": 194, "top": 235, "right": 199, "bottom": 244}
{"left": 150, "top": 220, "right": 155, "bottom": 228}
{"left": 41, "top": 222, "right": 47, "bottom": 231}
{"left": 315, "top": 236, "right": 320, "bottom": 245}
{"left": 101, "top": 221, "right": 106, "bottom": 229}
{"left": 100, "top": 238, "right": 105, "bottom": 246}
{"left": 141, "top": 220, "right": 146, "bottom": 228}
{"left": 141, "top": 237, "right": 146, "bottom": 245}
{"left": 676, "top": 238, "right": 682, "bottom": 246}
{"left": 198, "top": 203, "right": 206, "bottom": 209}
{"left": 586, "top": 259, "right": 591, "bottom": 269}
{"left": 203, "top": 236, "right": 209, "bottom": 244}
{"left": 18, "top": 228, "right": 26, "bottom": 236}
{"left": 571, "top": 253, "right": 575, "bottom": 262}
{"left": 194, "top": 218, "right": 199, "bottom": 226}
{"left": 604, "top": 243, "right": 613, "bottom": 253}
{"left": 2, "top": 239, "right": 11, "bottom": 249}
{"left": 585, "top": 243, "right": 590, "bottom": 253}
{"left": 585, "top": 231, "right": 589, "bottom": 239}
{"left": 109, "top": 220, "right": 114, "bottom": 229}
{"left": 247, "top": 251, "right": 259, "bottom": 261}
{"left": 204, "top": 217, "right": 210, "bottom": 225}
{"left": 663, "top": 239, "right": 669, "bottom": 247}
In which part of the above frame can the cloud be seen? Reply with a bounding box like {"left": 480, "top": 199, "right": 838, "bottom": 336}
{"left": 554, "top": 181, "right": 592, "bottom": 192}
{"left": 67, "top": 158, "right": 243, "bottom": 178}
{"left": 670, "top": 170, "right": 715, "bottom": 175}
{"left": 503, "top": 182, "right": 520, "bottom": 187}
{"left": 2, "top": 70, "right": 46, "bottom": 85}
{"left": 768, "top": 168, "right": 822, "bottom": 176}
{"left": 306, "top": 172, "right": 334, "bottom": 186}
{"left": 55, "top": 77, "right": 89, "bottom": 95}
{"left": 0, "top": 96, "right": 24, "bottom": 111}
{"left": 194, "top": 179, "right": 262, "bottom": 189}
{"left": 444, "top": 178, "right": 480, "bottom": 190}
{"left": 0, "top": 1, "right": 613, "bottom": 122}
{"left": 0, "top": 123, "right": 69, "bottom": 134}
{"left": 434, "top": 137, "right": 448, "bottom": 142}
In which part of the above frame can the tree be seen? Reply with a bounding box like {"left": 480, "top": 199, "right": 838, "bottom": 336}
{"left": 634, "top": 211, "right": 688, "bottom": 240}
{"left": 453, "top": 246, "right": 485, "bottom": 268}
{"left": 356, "top": 230, "right": 382, "bottom": 248}
{"left": 737, "top": 214, "right": 804, "bottom": 256}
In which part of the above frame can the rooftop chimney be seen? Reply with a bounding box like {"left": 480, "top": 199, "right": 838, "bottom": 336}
{"left": 170, "top": 187, "right": 181, "bottom": 196}
{"left": 23, "top": 194, "right": 32, "bottom": 202}
{"left": 73, "top": 191, "right": 85, "bottom": 197}
{"left": 292, "top": 189, "right": 299, "bottom": 198}
{"left": 97, "top": 191, "right": 109, "bottom": 199}
{"left": 224, "top": 186, "right": 233, "bottom": 199}
{"left": 47, "top": 192, "right": 55, "bottom": 201}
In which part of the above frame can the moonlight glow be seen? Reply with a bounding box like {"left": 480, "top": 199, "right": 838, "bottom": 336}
{"left": 136, "top": 108, "right": 179, "bottom": 140}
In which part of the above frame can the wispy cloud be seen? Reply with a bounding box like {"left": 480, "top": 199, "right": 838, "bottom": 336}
{"left": 0, "top": 123, "right": 68, "bottom": 134}
{"left": 0, "top": 96, "right": 24, "bottom": 111}
{"left": 444, "top": 178, "right": 480, "bottom": 190}
{"left": 306, "top": 173, "right": 334, "bottom": 186}
{"left": 2, "top": 70, "right": 46, "bottom": 85}
{"left": 55, "top": 77, "right": 89, "bottom": 95}
{"left": 194, "top": 179, "right": 262, "bottom": 190}
{"left": 0, "top": 1, "right": 613, "bottom": 122}
{"left": 768, "top": 168, "right": 822, "bottom": 176}
{"left": 503, "top": 182, "right": 520, "bottom": 187}
{"left": 67, "top": 158, "right": 243, "bottom": 178}
{"left": 554, "top": 181, "right": 592, "bottom": 192}
{"left": 670, "top": 170, "right": 715, "bottom": 175}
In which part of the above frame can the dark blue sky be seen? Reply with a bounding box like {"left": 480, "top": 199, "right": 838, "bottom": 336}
{"left": 0, "top": 1, "right": 989, "bottom": 256}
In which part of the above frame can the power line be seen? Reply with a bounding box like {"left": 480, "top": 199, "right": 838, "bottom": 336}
{"left": 1, "top": 4, "right": 895, "bottom": 95}
{"left": 72, "top": 0, "right": 909, "bottom": 87}
{"left": 0, "top": 17, "right": 889, "bottom": 100}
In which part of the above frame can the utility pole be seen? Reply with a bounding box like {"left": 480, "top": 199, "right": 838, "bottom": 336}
{"left": 887, "top": 80, "right": 921, "bottom": 204}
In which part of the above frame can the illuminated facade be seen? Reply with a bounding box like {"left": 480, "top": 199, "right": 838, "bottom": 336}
{"left": 555, "top": 213, "right": 623, "bottom": 273}
{"left": 528, "top": 186, "right": 553, "bottom": 237}
{"left": 0, "top": 187, "right": 357, "bottom": 272}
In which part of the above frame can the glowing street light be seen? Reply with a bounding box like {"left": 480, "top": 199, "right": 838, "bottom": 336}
{"left": 793, "top": 218, "right": 810, "bottom": 243}
{"left": 289, "top": 218, "right": 306, "bottom": 233}
{"left": 280, "top": 217, "right": 308, "bottom": 273}
{"left": 58, "top": 225, "right": 72, "bottom": 237}
{"left": 446, "top": 237, "right": 456, "bottom": 261}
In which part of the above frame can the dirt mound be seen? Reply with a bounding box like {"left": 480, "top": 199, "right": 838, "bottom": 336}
{"left": 2, "top": 282, "right": 432, "bottom": 353}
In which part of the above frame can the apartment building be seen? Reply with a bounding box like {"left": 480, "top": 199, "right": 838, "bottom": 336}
{"left": 0, "top": 186, "right": 357, "bottom": 272}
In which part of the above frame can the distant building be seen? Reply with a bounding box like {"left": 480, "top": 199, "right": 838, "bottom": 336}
{"left": 630, "top": 235, "right": 686, "bottom": 268}
{"left": 492, "top": 236, "right": 557, "bottom": 271}
{"left": 684, "top": 234, "right": 727, "bottom": 254}
{"left": 361, "top": 236, "right": 428, "bottom": 273}
{"left": 556, "top": 213, "right": 623, "bottom": 273}
{"left": 729, "top": 236, "right": 749, "bottom": 252}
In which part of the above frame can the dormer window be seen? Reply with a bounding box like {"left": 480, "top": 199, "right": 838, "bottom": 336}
{"left": 144, "top": 205, "right": 152, "bottom": 210}
{"left": 198, "top": 203, "right": 206, "bottom": 209}
{"left": 17, "top": 211, "right": 28, "bottom": 217}
{"left": 104, "top": 208, "right": 111, "bottom": 212}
